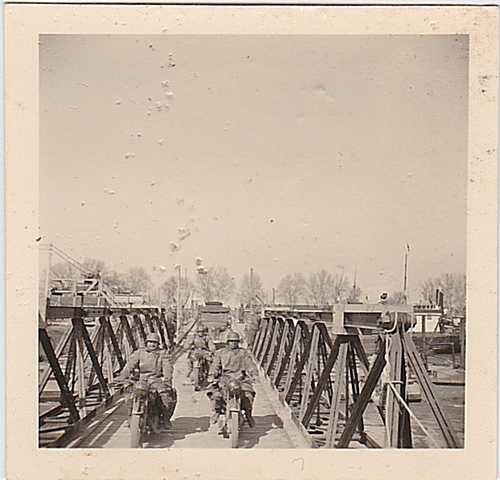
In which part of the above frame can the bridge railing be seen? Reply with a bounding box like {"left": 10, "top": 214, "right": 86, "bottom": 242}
{"left": 250, "top": 306, "right": 461, "bottom": 449}
{"left": 38, "top": 306, "right": 175, "bottom": 447}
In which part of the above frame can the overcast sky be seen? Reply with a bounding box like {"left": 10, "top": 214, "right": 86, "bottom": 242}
{"left": 39, "top": 34, "right": 468, "bottom": 302}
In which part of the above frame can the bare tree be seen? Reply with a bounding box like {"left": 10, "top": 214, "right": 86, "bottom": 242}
{"left": 81, "top": 258, "right": 107, "bottom": 275}
{"left": 125, "top": 266, "right": 153, "bottom": 294}
{"left": 277, "top": 273, "right": 306, "bottom": 305}
{"left": 161, "top": 276, "right": 178, "bottom": 305}
{"left": 387, "top": 291, "right": 407, "bottom": 304}
{"left": 197, "top": 266, "right": 235, "bottom": 303}
{"left": 238, "top": 271, "right": 265, "bottom": 306}
{"left": 332, "top": 272, "right": 350, "bottom": 302}
{"left": 50, "top": 261, "right": 79, "bottom": 280}
{"left": 307, "top": 270, "right": 334, "bottom": 305}
{"left": 161, "top": 275, "right": 195, "bottom": 307}
{"left": 420, "top": 273, "right": 466, "bottom": 315}
{"left": 105, "top": 270, "right": 128, "bottom": 292}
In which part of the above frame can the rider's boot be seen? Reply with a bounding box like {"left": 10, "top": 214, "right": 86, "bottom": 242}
{"left": 125, "top": 399, "right": 132, "bottom": 428}
{"left": 208, "top": 398, "right": 219, "bottom": 425}
{"left": 242, "top": 394, "right": 256, "bottom": 428}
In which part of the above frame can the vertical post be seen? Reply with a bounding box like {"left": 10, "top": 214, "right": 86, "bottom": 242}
{"left": 43, "top": 244, "right": 52, "bottom": 319}
{"left": 72, "top": 279, "right": 77, "bottom": 308}
{"left": 97, "top": 272, "right": 103, "bottom": 307}
{"left": 451, "top": 341, "right": 456, "bottom": 369}
{"left": 403, "top": 244, "right": 410, "bottom": 303}
{"left": 403, "top": 252, "right": 408, "bottom": 294}
{"left": 325, "top": 341, "right": 348, "bottom": 447}
{"left": 385, "top": 331, "right": 403, "bottom": 448}
{"left": 299, "top": 327, "right": 320, "bottom": 421}
{"left": 422, "top": 315, "right": 428, "bottom": 370}
{"left": 460, "top": 317, "right": 466, "bottom": 369}
{"left": 75, "top": 327, "right": 87, "bottom": 417}
{"left": 272, "top": 288, "right": 276, "bottom": 305}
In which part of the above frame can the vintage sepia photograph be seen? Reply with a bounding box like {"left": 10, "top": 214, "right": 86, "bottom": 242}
{"left": 37, "top": 33, "right": 469, "bottom": 450}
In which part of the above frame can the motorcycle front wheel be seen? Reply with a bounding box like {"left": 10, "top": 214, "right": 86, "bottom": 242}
{"left": 193, "top": 365, "right": 200, "bottom": 390}
{"left": 130, "top": 415, "right": 142, "bottom": 448}
{"left": 230, "top": 411, "right": 239, "bottom": 448}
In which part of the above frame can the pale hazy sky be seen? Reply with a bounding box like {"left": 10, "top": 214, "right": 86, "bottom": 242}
{"left": 40, "top": 35, "right": 468, "bottom": 301}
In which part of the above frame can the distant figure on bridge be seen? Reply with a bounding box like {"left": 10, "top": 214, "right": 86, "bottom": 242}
{"left": 117, "top": 332, "right": 177, "bottom": 430}
{"left": 244, "top": 314, "right": 260, "bottom": 348}
{"left": 165, "top": 309, "right": 177, "bottom": 346}
{"left": 378, "top": 292, "right": 389, "bottom": 304}
{"left": 207, "top": 330, "right": 257, "bottom": 431}
{"left": 184, "top": 323, "right": 216, "bottom": 385}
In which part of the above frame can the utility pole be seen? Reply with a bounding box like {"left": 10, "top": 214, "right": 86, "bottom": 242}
{"left": 403, "top": 244, "right": 410, "bottom": 303}
{"left": 272, "top": 287, "right": 276, "bottom": 305}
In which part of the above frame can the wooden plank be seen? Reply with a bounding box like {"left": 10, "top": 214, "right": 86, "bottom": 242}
{"left": 74, "top": 318, "right": 111, "bottom": 399}
{"left": 145, "top": 313, "right": 155, "bottom": 333}
{"left": 120, "top": 315, "right": 137, "bottom": 351}
{"left": 257, "top": 319, "right": 275, "bottom": 364}
{"left": 337, "top": 341, "right": 387, "bottom": 448}
{"left": 282, "top": 327, "right": 301, "bottom": 395}
{"left": 299, "top": 327, "right": 320, "bottom": 420}
{"left": 272, "top": 322, "right": 290, "bottom": 383}
{"left": 301, "top": 336, "right": 342, "bottom": 428}
{"left": 385, "top": 331, "right": 403, "bottom": 447}
{"left": 284, "top": 324, "right": 312, "bottom": 403}
{"left": 401, "top": 330, "right": 460, "bottom": 448}
{"left": 39, "top": 327, "right": 80, "bottom": 422}
{"left": 46, "top": 306, "right": 86, "bottom": 320}
{"left": 254, "top": 319, "right": 270, "bottom": 360}
{"left": 101, "top": 317, "right": 125, "bottom": 369}
{"left": 264, "top": 320, "right": 283, "bottom": 375}
{"left": 47, "top": 389, "right": 126, "bottom": 448}
{"left": 347, "top": 341, "right": 364, "bottom": 436}
{"left": 133, "top": 314, "right": 147, "bottom": 346}
{"left": 325, "top": 341, "right": 348, "bottom": 447}
{"left": 39, "top": 325, "right": 73, "bottom": 395}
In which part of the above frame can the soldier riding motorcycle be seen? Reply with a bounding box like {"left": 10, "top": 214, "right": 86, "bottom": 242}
{"left": 185, "top": 323, "right": 215, "bottom": 390}
{"left": 115, "top": 332, "right": 177, "bottom": 447}
{"left": 206, "top": 331, "right": 257, "bottom": 444}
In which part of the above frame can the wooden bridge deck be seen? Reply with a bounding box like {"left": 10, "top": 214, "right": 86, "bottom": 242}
{"left": 77, "top": 352, "right": 296, "bottom": 448}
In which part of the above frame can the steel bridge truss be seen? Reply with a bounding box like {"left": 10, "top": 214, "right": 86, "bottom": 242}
{"left": 38, "top": 306, "right": 177, "bottom": 447}
{"left": 251, "top": 306, "right": 461, "bottom": 449}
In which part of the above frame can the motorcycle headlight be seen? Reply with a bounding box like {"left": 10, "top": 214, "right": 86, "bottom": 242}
{"left": 228, "top": 380, "right": 240, "bottom": 392}
{"left": 134, "top": 381, "right": 148, "bottom": 397}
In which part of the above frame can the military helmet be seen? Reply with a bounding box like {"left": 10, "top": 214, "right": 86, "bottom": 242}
{"left": 226, "top": 331, "right": 240, "bottom": 342}
{"left": 146, "top": 332, "right": 161, "bottom": 344}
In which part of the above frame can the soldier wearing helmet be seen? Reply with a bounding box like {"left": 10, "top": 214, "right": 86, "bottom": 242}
{"left": 185, "top": 322, "right": 215, "bottom": 385}
{"left": 207, "top": 330, "right": 257, "bottom": 430}
{"left": 117, "top": 331, "right": 177, "bottom": 430}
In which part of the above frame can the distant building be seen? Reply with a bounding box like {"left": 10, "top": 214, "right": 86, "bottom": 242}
{"left": 412, "top": 304, "right": 442, "bottom": 333}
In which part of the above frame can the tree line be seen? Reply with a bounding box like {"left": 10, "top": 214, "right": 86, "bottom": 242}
{"left": 50, "top": 258, "right": 466, "bottom": 314}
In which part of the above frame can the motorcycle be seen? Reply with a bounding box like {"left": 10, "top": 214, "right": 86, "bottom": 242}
{"left": 116, "top": 370, "right": 166, "bottom": 448}
{"left": 215, "top": 373, "right": 253, "bottom": 448}
{"left": 192, "top": 349, "right": 211, "bottom": 391}
{"left": 128, "top": 379, "right": 165, "bottom": 448}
